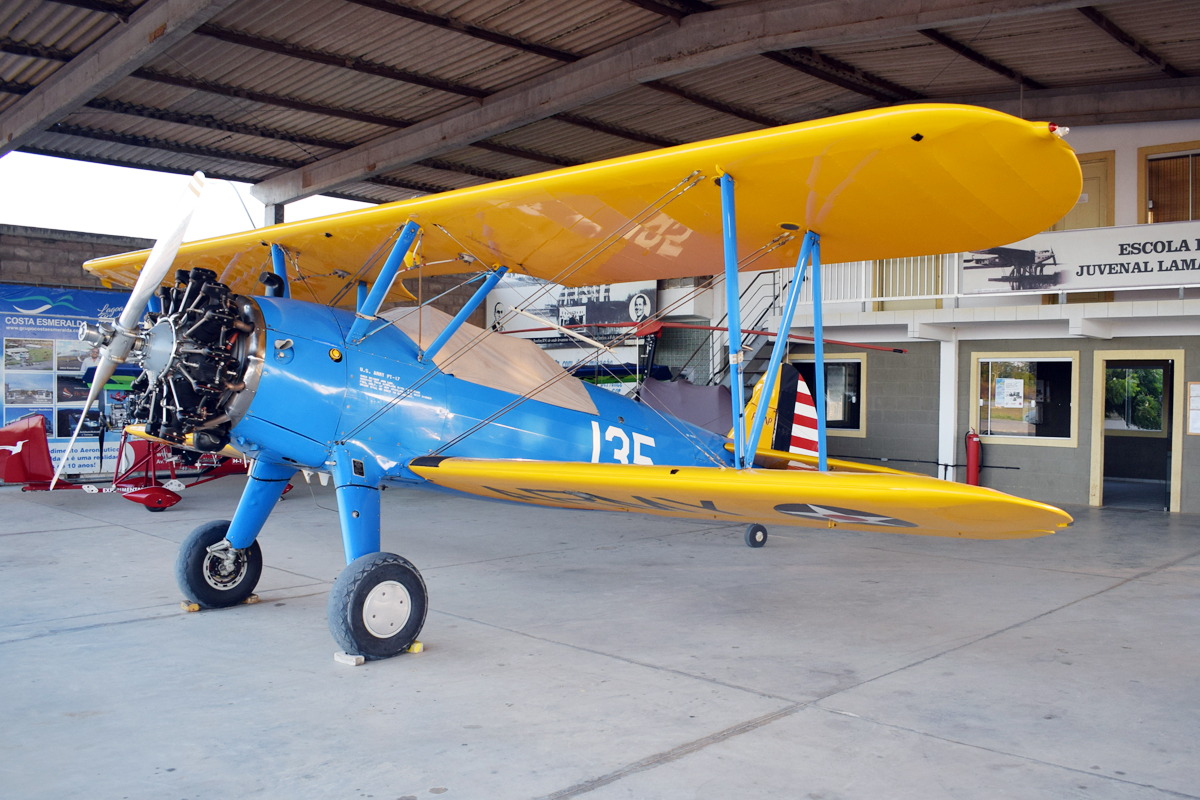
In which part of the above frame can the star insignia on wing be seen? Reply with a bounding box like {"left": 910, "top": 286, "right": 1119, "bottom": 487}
{"left": 774, "top": 503, "right": 917, "bottom": 527}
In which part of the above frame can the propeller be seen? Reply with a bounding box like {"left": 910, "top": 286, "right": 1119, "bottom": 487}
{"left": 50, "top": 172, "right": 205, "bottom": 489}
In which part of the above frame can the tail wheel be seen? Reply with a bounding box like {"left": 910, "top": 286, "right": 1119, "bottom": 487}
{"left": 328, "top": 552, "right": 427, "bottom": 660}
{"left": 175, "top": 520, "right": 262, "bottom": 608}
{"left": 745, "top": 523, "right": 768, "bottom": 548}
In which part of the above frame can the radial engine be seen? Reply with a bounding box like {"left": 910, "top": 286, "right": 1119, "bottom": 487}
{"left": 80, "top": 268, "right": 263, "bottom": 453}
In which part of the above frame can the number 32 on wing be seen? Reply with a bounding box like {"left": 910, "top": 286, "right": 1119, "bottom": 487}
{"left": 590, "top": 421, "right": 655, "bottom": 464}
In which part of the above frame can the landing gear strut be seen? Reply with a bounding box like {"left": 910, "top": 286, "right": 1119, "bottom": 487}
{"left": 175, "top": 520, "right": 263, "bottom": 607}
{"left": 327, "top": 552, "right": 427, "bottom": 659}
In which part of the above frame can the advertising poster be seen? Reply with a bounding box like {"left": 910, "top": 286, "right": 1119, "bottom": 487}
{"left": 1, "top": 285, "right": 132, "bottom": 472}
{"left": 486, "top": 275, "right": 656, "bottom": 381}
{"left": 961, "top": 220, "right": 1200, "bottom": 295}
{"left": 996, "top": 378, "right": 1025, "bottom": 408}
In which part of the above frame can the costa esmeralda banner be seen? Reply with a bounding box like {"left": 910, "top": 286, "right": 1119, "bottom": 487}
{"left": 1, "top": 284, "right": 132, "bottom": 473}
{"left": 961, "top": 220, "right": 1200, "bottom": 295}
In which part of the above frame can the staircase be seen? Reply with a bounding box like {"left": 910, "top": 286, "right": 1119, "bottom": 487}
{"left": 707, "top": 270, "right": 791, "bottom": 394}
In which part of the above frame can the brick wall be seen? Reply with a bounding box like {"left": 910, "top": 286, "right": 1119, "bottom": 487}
{"left": 0, "top": 224, "right": 152, "bottom": 289}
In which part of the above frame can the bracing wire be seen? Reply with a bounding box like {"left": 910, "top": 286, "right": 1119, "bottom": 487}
{"left": 337, "top": 171, "right": 706, "bottom": 442}
{"left": 429, "top": 259, "right": 753, "bottom": 458}
{"left": 428, "top": 229, "right": 800, "bottom": 458}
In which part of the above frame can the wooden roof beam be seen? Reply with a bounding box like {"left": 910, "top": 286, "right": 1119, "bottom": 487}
{"left": 618, "top": 0, "right": 922, "bottom": 103}
{"left": 252, "top": 0, "right": 1088, "bottom": 205}
{"left": 905, "top": 75, "right": 1200, "bottom": 125}
{"left": 49, "top": 118, "right": 520, "bottom": 183}
{"left": 193, "top": 24, "right": 489, "bottom": 99}
{"left": 553, "top": 113, "right": 681, "bottom": 148}
{"left": 44, "top": 122, "right": 474, "bottom": 194}
{"left": 0, "top": 37, "right": 75, "bottom": 62}
{"left": 617, "top": 0, "right": 713, "bottom": 20}
{"left": 917, "top": 28, "right": 1046, "bottom": 90}
{"left": 342, "top": 0, "right": 579, "bottom": 63}
{"left": 49, "top": 121, "right": 309, "bottom": 169}
{"left": 20, "top": 143, "right": 383, "bottom": 204}
{"left": 642, "top": 80, "right": 787, "bottom": 127}
{"left": 44, "top": 0, "right": 137, "bottom": 22}
{"left": 0, "top": 0, "right": 240, "bottom": 156}
{"left": 341, "top": 1, "right": 790, "bottom": 131}
{"left": 762, "top": 49, "right": 923, "bottom": 102}
{"left": 1077, "top": 6, "right": 1185, "bottom": 79}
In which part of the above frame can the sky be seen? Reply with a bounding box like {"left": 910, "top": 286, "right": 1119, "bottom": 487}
{"left": 0, "top": 152, "right": 373, "bottom": 242}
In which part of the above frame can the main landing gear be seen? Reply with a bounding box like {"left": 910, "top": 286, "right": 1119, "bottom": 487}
{"left": 173, "top": 452, "right": 429, "bottom": 660}
{"left": 176, "top": 520, "right": 263, "bottom": 607}
{"left": 328, "top": 552, "right": 428, "bottom": 659}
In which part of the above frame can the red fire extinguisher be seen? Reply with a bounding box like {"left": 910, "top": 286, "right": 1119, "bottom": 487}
{"left": 966, "top": 429, "right": 981, "bottom": 486}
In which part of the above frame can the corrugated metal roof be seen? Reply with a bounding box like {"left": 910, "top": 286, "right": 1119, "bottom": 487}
{"left": 3, "top": 0, "right": 1197, "bottom": 209}
{"left": 1, "top": 0, "right": 124, "bottom": 54}
{"left": 935, "top": 9, "right": 1163, "bottom": 89}
{"left": 493, "top": 117, "right": 658, "bottom": 164}
{"left": 1096, "top": 0, "right": 1200, "bottom": 75}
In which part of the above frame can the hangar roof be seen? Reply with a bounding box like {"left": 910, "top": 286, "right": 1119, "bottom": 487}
{"left": 1, "top": 0, "right": 1198, "bottom": 207}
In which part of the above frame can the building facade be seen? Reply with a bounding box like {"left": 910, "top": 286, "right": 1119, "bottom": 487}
{"left": 755, "top": 118, "right": 1200, "bottom": 513}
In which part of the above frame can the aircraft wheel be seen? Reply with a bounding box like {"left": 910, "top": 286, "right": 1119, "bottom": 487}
{"left": 175, "top": 520, "right": 263, "bottom": 608}
{"left": 328, "top": 552, "right": 427, "bottom": 660}
{"left": 744, "top": 523, "right": 768, "bottom": 548}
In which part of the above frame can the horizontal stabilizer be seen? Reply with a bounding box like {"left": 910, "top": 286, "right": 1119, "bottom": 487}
{"left": 0, "top": 414, "right": 55, "bottom": 484}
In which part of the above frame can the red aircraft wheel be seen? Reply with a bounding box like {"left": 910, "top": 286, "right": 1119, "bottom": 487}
{"left": 123, "top": 486, "right": 182, "bottom": 512}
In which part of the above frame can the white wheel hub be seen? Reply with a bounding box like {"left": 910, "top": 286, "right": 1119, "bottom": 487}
{"left": 362, "top": 580, "right": 411, "bottom": 638}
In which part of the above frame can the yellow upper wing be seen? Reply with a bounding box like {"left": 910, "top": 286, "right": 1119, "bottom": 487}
{"left": 85, "top": 104, "right": 1080, "bottom": 307}
{"left": 408, "top": 457, "right": 1073, "bottom": 540}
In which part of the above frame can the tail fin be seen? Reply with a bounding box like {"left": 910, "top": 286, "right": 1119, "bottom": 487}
{"left": 737, "top": 363, "right": 819, "bottom": 457}
{"left": 0, "top": 414, "right": 55, "bottom": 484}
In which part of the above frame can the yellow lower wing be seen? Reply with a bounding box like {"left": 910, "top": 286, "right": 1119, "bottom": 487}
{"left": 408, "top": 457, "right": 1072, "bottom": 540}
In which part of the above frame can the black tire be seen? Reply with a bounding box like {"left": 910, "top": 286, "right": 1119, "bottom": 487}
{"left": 175, "top": 520, "right": 263, "bottom": 609}
{"left": 745, "top": 523, "right": 768, "bottom": 548}
{"left": 146, "top": 506, "right": 167, "bottom": 513}
{"left": 328, "top": 552, "right": 427, "bottom": 660}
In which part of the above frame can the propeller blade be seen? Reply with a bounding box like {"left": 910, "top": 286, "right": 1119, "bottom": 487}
{"left": 50, "top": 171, "right": 205, "bottom": 490}
{"left": 49, "top": 358, "right": 115, "bottom": 490}
{"left": 119, "top": 171, "right": 205, "bottom": 331}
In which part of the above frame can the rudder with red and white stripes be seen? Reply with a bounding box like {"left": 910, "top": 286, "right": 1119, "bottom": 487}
{"left": 770, "top": 364, "right": 818, "bottom": 457}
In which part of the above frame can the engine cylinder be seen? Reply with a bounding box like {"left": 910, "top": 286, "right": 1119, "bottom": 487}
{"left": 124, "top": 269, "right": 263, "bottom": 452}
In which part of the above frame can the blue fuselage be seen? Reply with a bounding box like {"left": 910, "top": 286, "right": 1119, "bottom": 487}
{"left": 230, "top": 297, "right": 733, "bottom": 483}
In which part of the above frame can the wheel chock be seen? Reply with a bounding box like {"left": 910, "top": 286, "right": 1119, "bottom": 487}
{"left": 334, "top": 651, "right": 365, "bottom": 667}
{"left": 181, "top": 601, "right": 200, "bottom": 612}
{"left": 407, "top": 641, "right": 424, "bottom": 653}
{"left": 242, "top": 594, "right": 260, "bottom": 605}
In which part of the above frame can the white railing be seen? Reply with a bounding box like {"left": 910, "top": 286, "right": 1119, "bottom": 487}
{"left": 791, "top": 254, "right": 961, "bottom": 306}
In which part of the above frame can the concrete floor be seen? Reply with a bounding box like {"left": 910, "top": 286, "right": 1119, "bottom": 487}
{"left": 1, "top": 477, "right": 1198, "bottom": 800}
{"left": 1103, "top": 478, "right": 1170, "bottom": 512}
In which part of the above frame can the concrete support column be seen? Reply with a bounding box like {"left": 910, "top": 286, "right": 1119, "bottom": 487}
{"left": 937, "top": 332, "right": 960, "bottom": 481}
{"left": 264, "top": 203, "right": 284, "bottom": 227}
